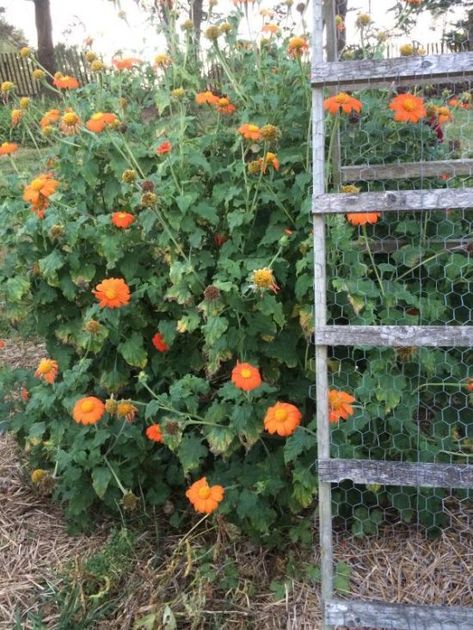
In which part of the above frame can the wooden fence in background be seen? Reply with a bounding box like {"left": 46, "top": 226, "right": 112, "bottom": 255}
{"left": 0, "top": 49, "right": 92, "bottom": 96}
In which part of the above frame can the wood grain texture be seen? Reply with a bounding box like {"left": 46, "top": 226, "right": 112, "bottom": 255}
{"left": 341, "top": 159, "right": 473, "bottom": 182}
{"left": 311, "top": 51, "right": 473, "bottom": 89}
{"left": 313, "top": 188, "right": 473, "bottom": 214}
{"left": 317, "top": 459, "right": 473, "bottom": 488}
{"left": 325, "top": 599, "right": 473, "bottom": 629}
{"left": 314, "top": 325, "right": 472, "bottom": 347}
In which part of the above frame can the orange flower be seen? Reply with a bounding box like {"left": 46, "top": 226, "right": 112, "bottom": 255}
{"left": 287, "top": 36, "right": 309, "bottom": 58}
{"left": 11, "top": 109, "right": 22, "bottom": 126}
{"left": 261, "top": 151, "right": 279, "bottom": 173}
{"left": 0, "top": 340, "right": 5, "bottom": 349}
{"left": 251, "top": 267, "right": 279, "bottom": 293}
{"left": 215, "top": 97, "right": 236, "bottom": 115}
{"left": 264, "top": 402, "right": 302, "bottom": 437}
{"left": 112, "top": 212, "right": 135, "bottom": 228}
{"left": 328, "top": 389, "right": 355, "bottom": 423}
{"left": 86, "top": 112, "right": 118, "bottom": 133}
{"left": 465, "top": 378, "right": 473, "bottom": 393}
{"left": 262, "top": 23, "right": 279, "bottom": 35}
{"left": 53, "top": 75, "right": 79, "bottom": 89}
{"left": 195, "top": 90, "right": 219, "bottom": 106}
{"left": 156, "top": 140, "right": 172, "bottom": 155}
{"left": 389, "top": 93, "right": 426, "bottom": 123}
{"left": 324, "top": 92, "right": 362, "bottom": 115}
{"left": 60, "top": 110, "right": 81, "bottom": 135}
{"left": 231, "top": 362, "right": 262, "bottom": 391}
{"left": 152, "top": 332, "right": 169, "bottom": 352}
{"left": 112, "top": 57, "right": 142, "bottom": 70}
{"left": 93, "top": 278, "right": 131, "bottom": 309}
{"left": 238, "top": 123, "right": 261, "bottom": 141}
{"left": 34, "top": 358, "right": 59, "bottom": 384}
{"left": 24, "top": 173, "right": 59, "bottom": 206}
{"left": 40, "top": 109, "right": 61, "bottom": 128}
{"left": 72, "top": 396, "right": 105, "bottom": 425}
{"left": 346, "top": 212, "right": 380, "bottom": 226}
{"left": 436, "top": 106, "right": 452, "bottom": 125}
{"left": 186, "top": 477, "right": 224, "bottom": 514}
{"left": 146, "top": 424, "right": 164, "bottom": 443}
{"left": 0, "top": 142, "right": 18, "bottom": 155}
{"left": 116, "top": 400, "right": 138, "bottom": 422}
{"left": 21, "top": 386, "right": 29, "bottom": 401}
{"left": 405, "top": 0, "right": 422, "bottom": 5}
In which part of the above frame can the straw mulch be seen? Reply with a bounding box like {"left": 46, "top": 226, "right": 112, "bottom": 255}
{"left": 1, "top": 340, "right": 472, "bottom": 629}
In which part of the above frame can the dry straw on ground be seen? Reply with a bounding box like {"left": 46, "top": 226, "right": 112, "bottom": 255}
{"left": 0, "top": 340, "right": 472, "bottom": 629}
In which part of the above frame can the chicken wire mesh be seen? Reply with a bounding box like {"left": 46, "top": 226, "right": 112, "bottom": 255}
{"left": 312, "top": 2, "right": 473, "bottom": 628}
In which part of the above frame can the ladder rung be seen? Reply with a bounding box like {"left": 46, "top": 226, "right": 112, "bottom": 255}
{"left": 318, "top": 459, "right": 473, "bottom": 489}
{"left": 311, "top": 52, "right": 473, "bottom": 89}
{"left": 325, "top": 598, "right": 473, "bottom": 630}
{"left": 313, "top": 188, "right": 473, "bottom": 214}
{"left": 341, "top": 159, "right": 473, "bottom": 183}
{"left": 314, "top": 326, "right": 472, "bottom": 347}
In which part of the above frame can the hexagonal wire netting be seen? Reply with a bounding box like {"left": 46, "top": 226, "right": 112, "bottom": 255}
{"left": 312, "top": 2, "right": 473, "bottom": 629}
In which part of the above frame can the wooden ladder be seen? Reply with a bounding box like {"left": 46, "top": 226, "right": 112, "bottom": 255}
{"left": 312, "top": 2, "right": 473, "bottom": 629}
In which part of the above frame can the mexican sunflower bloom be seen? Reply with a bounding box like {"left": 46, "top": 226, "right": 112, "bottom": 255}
{"left": 72, "top": 396, "right": 105, "bottom": 425}
{"left": 112, "top": 57, "right": 142, "bottom": 70}
{"left": 287, "top": 36, "right": 309, "bottom": 58}
{"left": 156, "top": 140, "right": 172, "bottom": 155}
{"left": 186, "top": 477, "right": 224, "bottom": 514}
{"left": 112, "top": 212, "right": 135, "bottom": 228}
{"left": 435, "top": 106, "right": 453, "bottom": 125}
{"left": 465, "top": 378, "right": 473, "bottom": 393}
{"left": 231, "top": 362, "right": 262, "bottom": 391}
{"left": 59, "top": 111, "right": 80, "bottom": 135}
{"left": 40, "top": 109, "right": 61, "bottom": 128}
{"left": 195, "top": 90, "right": 219, "bottom": 106}
{"left": 146, "top": 424, "right": 164, "bottom": 443}
{"left": 0, "top": 142, "right": 18, "bottom": 156}
{"left": 93, "top": 278, "right": 131, "bottom": 309}
{"left": 264, "top": 402, "right": 302, "bottom": 437}
{"left": 23, "top": 173, "right": 59, "bottom": 206}
{"left": 53, "top": 75, "right": 79, "bottom": 89}
{"left": 346, "top": 212, "right": 380, "bottom": 226}
{"left": 324, "top": 92, "right": 362, "bottom": 115}
{"left": 152, "top": 332, "right": 169, "bottom": 352}
{"left": 328, "top": 389, "right": 355, "bottom": 423}
{"left": 116, "top": 400, "right": 138, "bottom": 422}
{"left": 251, "top": 267, "right": 279, "bottom": 293}
{"left": 261, "top": 151, "right": 279, "bottom": 172}
{"left": 238, "top": 123, "right": 261, "bottom": 141}
{"left": 11, "top": 109, "right": 22, "bottom": 127}
{"left": 86, "top": 112, "right": 118, "bottom": 133}
{"left": 215, "top": 97, "right": 236, "bottom": 115}
{"left": 389, "top": 93, "right": 426, "bottom": 123}
{"left": 34, "top": 358, "right": 59, "bottom": 384}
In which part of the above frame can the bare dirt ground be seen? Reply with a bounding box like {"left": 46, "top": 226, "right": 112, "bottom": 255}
{"left": 1, "top": 340, "right": 472, "bottom": 629}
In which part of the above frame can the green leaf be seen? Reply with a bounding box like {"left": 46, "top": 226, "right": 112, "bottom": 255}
{"left": 284, "top": 428, "right": 314, "bottom": 464}
{"left": 92, "top": 467, "right": 112, "bottom": 499}
{"left": 202, "top": 316, "right": 228, "bottom": 346}
{"left": 177, "top": 434, "right": 208, "bottom": 474}
{"left": 39, "top": 250, "right": 64, "bottom": 282}
{"left": 6, "top": 276, "right": 30, "bottom": 302}
{"left": 119, "top": 333, "right": 148, "bottom": 368}
{"left": 206, "top": 425, "right": 235, "bottom": 455}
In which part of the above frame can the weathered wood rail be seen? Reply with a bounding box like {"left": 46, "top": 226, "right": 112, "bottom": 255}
{"left": 318, "top": 460, "right": 473, "bottom": 488}
{"left": 325, "top": 599, "right": 473, "bottom": 629}
{"left": 312, "top": 51, "right": 473, "bottom": 89}
{"left": 313, "top": 326, "right": 472, "bottom": 347}
{"left": 341, "top": 159, "right": 473, "bottom": 182}
{"left": 313, "top": 188, "right": 473, "bottom": 214}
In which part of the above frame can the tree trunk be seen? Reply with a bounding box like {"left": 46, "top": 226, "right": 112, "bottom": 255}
{"left": 32, "top": 0, "right": 55, "bottom": 76}
{"left": 335, "top": 0, "right": 348, "bottom": 54}
{"left": 467, "top": 9, "right": 473, "bottom": 49}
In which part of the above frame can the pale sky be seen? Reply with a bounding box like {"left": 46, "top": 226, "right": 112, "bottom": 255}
{"left": 1, "top": 0, "right": 465, "bottom": 59}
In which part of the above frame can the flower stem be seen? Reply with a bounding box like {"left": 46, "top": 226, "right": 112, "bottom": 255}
{"left": 362, "top": 224, "right": 385, "bottom": 298}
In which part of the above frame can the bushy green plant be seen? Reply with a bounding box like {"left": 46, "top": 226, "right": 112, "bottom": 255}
{"left": 0, "top": 4, "right": 471, "bottom": 541}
